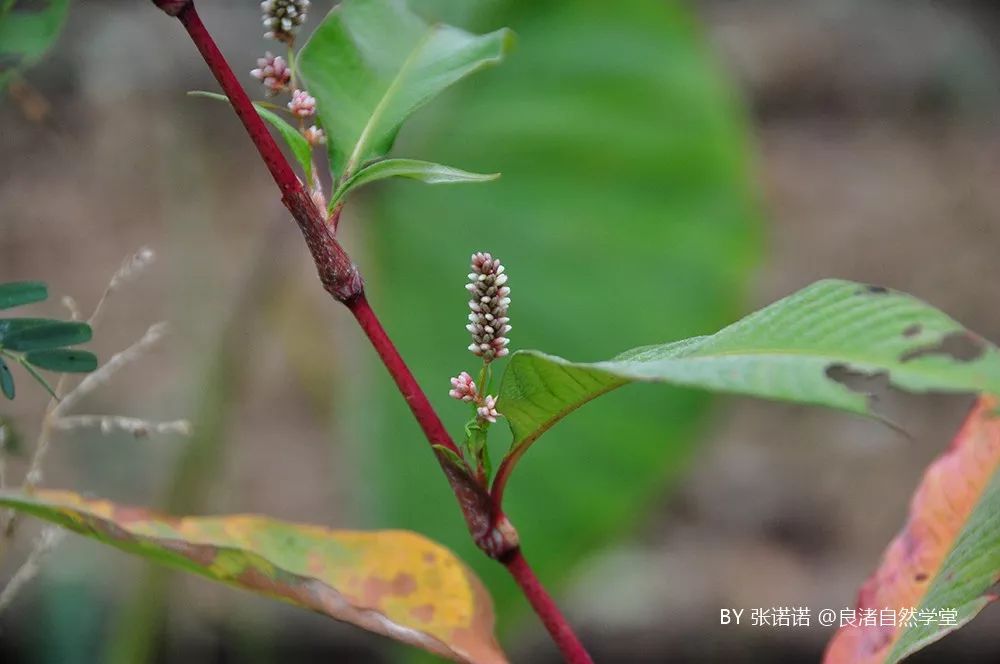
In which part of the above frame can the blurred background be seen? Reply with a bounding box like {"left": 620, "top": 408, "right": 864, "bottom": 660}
{"left": 2, "top": 0, "right": 1000, "bottom": 662}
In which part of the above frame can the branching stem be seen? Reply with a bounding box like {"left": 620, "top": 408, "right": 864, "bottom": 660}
{"left": 151, "top": 2, "right": 592, "bottom": 661}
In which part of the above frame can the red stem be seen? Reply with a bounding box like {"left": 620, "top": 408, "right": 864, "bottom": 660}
{"left": 505, "top": 550, "right": 595, "bottom": 664}
{"left": 177, "top": 5, "right": 298, "bottom": 195}
{"left": 154, "top": 2, "right": 592, "bottom": 661}
{"left": 347, "top": 293, "right": 461, "bottom": 456}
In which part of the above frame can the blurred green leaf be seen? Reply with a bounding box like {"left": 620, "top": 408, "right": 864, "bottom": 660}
{"left": 297, "top": 0, "right": 513, "bottom": 177}
{"left": 0, "top": 317, "right": 50, "bottom": 343}
{"left": 0, "top": 356, "right": 14, "bottom": 399}
{"left": 0, "top": 280, "right": 47, "bottom": 309}
{"left": 4, "top": 321, "right": 91, "bottom": 351}
{"left": 190, "top": 91, "right": 314, "bottom": 181}
{"left": 364, "top": 0, "right": 761, "bottom": 621}
{"left": 330, "top": 158, "right": 499, "bottom": 208}
{"left": 24, "top": 348, "right": 97, "bottom": 373}
{"left": 0, "top": 0, "right": 70, "bottom": 91}
{"left": 497, "top": 279, "right": 1000, "bottom": 490}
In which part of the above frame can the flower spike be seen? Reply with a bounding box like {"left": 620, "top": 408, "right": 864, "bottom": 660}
{"left": 260, "top": 0, "right": 309, "bottom": 44}
{"left": 465, "top": 252, "right": 511, "bottom": 362}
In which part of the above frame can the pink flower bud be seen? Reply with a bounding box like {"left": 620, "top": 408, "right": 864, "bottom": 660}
{"left": 448, "top": 371, "right": 478, "bottom": 402}
{"left": 288, "top": 89, "right": 317, "bottom": 118}
{"left": 250, "top": 52, "right": 291, "bottom": 96}
{"left": 477, "top": 395, "right": 500, "bottom": 423}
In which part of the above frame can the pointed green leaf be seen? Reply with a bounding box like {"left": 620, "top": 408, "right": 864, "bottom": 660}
{"left": 0, "top": 281, "right": 47, "bottom": 309}
{"left": 0, "top": 357, "right": 14, "bottom": 399}
{"left": 330, "top": 158, "right": 499, "bottom": 208}
{"left": 24, "top": 348, "right": 97, "bottom": 373}
{"left": 0, "top": 490, "right": 507, "bottom": 664}
{"left": 297, "top": 0, "right": 513, "bottom": 177}
{"left": 498, "top": 279, "right": 1000, "bottom": 478}
{"left": 189, "top": 91, "right": 313, "bottom": 181}
{"left": 4, "top": 321, "right": 92, "bottom": 351}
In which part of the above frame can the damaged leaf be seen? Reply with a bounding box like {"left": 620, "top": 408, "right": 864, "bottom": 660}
{"left": 0, "top": 490, "right": 506, "bottom": 664}
{"left": 497, "top": 280, "right": 1000, "bottom": 491}
{"left": 824, "top": 396, "right": 1000, "bottom": 663}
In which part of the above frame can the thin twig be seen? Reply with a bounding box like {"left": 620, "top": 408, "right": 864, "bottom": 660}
{"left": 54, "top": 322, "right": 168, "bottom": 418}
{"left": 89, "top": 247, "right": 155, "bottom": 329}
{"left": 0, "top": 528, "right": 64, "bottom": 613}
{"left": 53, "top": 415, "right": 192, "bottom": 438}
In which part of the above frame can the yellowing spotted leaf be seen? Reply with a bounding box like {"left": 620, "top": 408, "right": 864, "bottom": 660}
{"left": 0, "top": 490, "right": 505, "bottom": 664}
{"left": 824, "top": 396, "right": 1000, "bottom": 663}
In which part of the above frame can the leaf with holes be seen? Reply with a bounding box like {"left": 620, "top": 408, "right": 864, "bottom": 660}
{"left": 297, "top": 0, "right": 513, "bottom": 177}
{"left": 495, "top": 279, "right": 1000, "bottom": 495}
{"left": 824, "top": 396, "right": 1000, "bottom": 663}
{"left": 330, "top": 158, "right": 499, "bottom": 209}
{"left": 0, "top": 490, "right": 505, "bottom": 664}
{"left": 0, "top": 281, "right": 47, "bottom": 309}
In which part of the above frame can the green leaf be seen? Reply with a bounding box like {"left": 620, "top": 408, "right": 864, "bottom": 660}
{"left": 189, "top": 91, "right": 314, "bottom": 181}
{"left": 297, "top": 0, "right": 513, "bottom": 177}
{"left": 0, "top": 356, "right": 14, "bottom": 399}
{"left": 498, "top": 279, "right": 1000, "bottom": 474}
{"left": 363, "top": 0, "right": 761, "bottom": 621}
{"left": 4, "top": 321, "right": 92, "bottom": 351}
{"left": 0, "top": 490, "right": 507, "bottom": 664}
{"left": 0, "top": 317, "right": 57, "bottom": 343}
{"left": 24, "top": 348, "right": 97, "bottom": 373}
{"left": 330, "top": 158, "right": 499, "bottom": 208}
{"left": 0, "top": 281, "right": 47, "bottom": 309}
{"left": 0, "top": 0, "right": 70, "bottom": 91}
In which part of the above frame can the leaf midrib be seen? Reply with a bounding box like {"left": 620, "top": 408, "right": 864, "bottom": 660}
{"left": 506, "top": 342, "right": 999, "bottom": 447}
{"left": 343, "top": 26, "right": 437, "bottom": 177}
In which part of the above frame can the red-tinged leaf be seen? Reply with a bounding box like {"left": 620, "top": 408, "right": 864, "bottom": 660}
{"left": 0, "top": 490, "right": 506, "bottom": 664}
{"left": 824, "top": 396, "right": 1000, "bottom": 664}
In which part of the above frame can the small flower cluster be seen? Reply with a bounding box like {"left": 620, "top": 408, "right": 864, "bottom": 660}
{"left": 302, "top": 125, "right": 326, "bottom": 145}
{"left": 448, "top": 372, "right": 500, "bottom": 423}
{"left": 261, "top": 0, "right": 309, "bottom": 44}
{"left": 288, "top": 89, "right": 316, "bottom": 117}
{"left": 466, "top": 252, "right": 511, "bottom": 361}
{"left": 250, "top": 52, "right": 291, "bottom": 96}
{"left": 248, "top": 67, "right": 325, "bottom": 146}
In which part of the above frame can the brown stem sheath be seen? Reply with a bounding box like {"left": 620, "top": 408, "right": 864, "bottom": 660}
{"left": 152, "top": 2, "right": 591, "bottom": 661}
